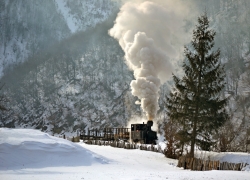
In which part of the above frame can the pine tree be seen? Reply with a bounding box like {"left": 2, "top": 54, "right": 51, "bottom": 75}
{"left": 0, "top": 83, "right": 7, "bottom": 111}
{"left": 165, "top": 13, "right": 228, "bottom": 158}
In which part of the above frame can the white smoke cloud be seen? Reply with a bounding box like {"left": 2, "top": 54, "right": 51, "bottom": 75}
{"left": 109, "top": 0, "right": 194, "bottom": 120}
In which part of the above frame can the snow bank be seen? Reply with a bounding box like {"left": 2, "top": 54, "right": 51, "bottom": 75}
{"left": 0, "top": 128, "right": 250, "bottom": 179}
{"left": 0, "top": 128, "right": 107, "bottom": 170}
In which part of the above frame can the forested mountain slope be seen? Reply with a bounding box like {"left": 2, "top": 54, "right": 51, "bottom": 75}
{"left": 0, "top": 18, "right": 142, "bottom": 134}
{"left": 0, "top": 0, "right": 249, "bottom": 139}
{"left": 0, "top": 0, "right": 119, "bottom": 76}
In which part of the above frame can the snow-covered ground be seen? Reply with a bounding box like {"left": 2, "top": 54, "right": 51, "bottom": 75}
{"left": 0, "top": 128, "right": 249, "bottom": 180}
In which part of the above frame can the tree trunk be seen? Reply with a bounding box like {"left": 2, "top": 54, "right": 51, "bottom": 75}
{"left": 190, "top": 119, "right": 197, "bottom": 158}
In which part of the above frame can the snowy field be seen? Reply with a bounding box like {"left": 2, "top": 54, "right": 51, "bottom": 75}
{"left": 0, "top": 128, "right": 250, "bottom": 180}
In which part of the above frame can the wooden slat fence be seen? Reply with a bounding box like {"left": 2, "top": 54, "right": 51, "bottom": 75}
{"left": 177, "top": 156, "right": 248, "bottom": 171}
{"left": 83, "top": 140, "right": 163, "bottom": 153}
{"left": 58, "top": 135, "right": 80, "bottom": 142}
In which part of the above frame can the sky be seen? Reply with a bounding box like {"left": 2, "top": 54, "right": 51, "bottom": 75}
{"left": 0, "top": 128, "right": 249, "bottom": 180}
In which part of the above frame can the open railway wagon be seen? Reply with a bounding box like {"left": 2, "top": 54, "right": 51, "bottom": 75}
{"left": 80, "top": 127, "right": 130, "bottom": 141}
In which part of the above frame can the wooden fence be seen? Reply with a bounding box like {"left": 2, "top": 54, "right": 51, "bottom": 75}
{"left": 84, "top": 139, "right": 164, "bottom": 153}
{"left": 177, "top": 156, "right": 248, "bottom": 171}
{"left": 58, "top": 135, "right": 80, "bottom": 142}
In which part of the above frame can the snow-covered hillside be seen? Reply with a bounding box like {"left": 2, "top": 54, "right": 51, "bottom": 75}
{"left": 0, "top": 0, "right": 249, "bottom": 151}
{"left": 0, "top": 0, "right": 120, "bottom": 76}
{"left": 0, "top": 0, "right": 135, "bottom": 134}
{"left": 55, "top": 0, "right": 117, "bottom": 33}
{"left": 0, "top": 128, "right": 250, "bottom": 180}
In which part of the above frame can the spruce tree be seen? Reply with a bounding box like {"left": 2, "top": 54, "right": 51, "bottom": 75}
{"left": 166, "top": 13, "right": 228, "bottom": 158}
{"left": 0, "top": 83, "right": 7, "bottom": 111}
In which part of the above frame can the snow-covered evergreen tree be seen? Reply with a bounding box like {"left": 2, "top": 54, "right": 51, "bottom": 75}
{"left": 166, "top": 13, "right": 228, "bottom": 157}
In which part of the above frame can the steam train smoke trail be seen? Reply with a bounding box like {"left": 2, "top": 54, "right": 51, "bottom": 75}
{"left": 109, "top": 0, "right": 190, "bottom": 120}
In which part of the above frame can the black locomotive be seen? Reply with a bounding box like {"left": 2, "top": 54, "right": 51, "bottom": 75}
{"left": 131, "top": 120, "right": 157, "bottom": 144}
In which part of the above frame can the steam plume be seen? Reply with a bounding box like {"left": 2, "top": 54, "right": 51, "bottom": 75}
{"left": 109, "top": 0, "right": 191, "bottom": 120}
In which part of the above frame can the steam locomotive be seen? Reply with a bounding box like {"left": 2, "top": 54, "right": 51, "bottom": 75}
{"left": 131, "top": 120, "right": 157, "bottom": 144}
{"left": 80, "top": 120, "right": 158, "bottom": 144}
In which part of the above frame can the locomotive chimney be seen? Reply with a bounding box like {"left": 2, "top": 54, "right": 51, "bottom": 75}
{"left": 147, "top": 120, "right": 153, "bottom": 131}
